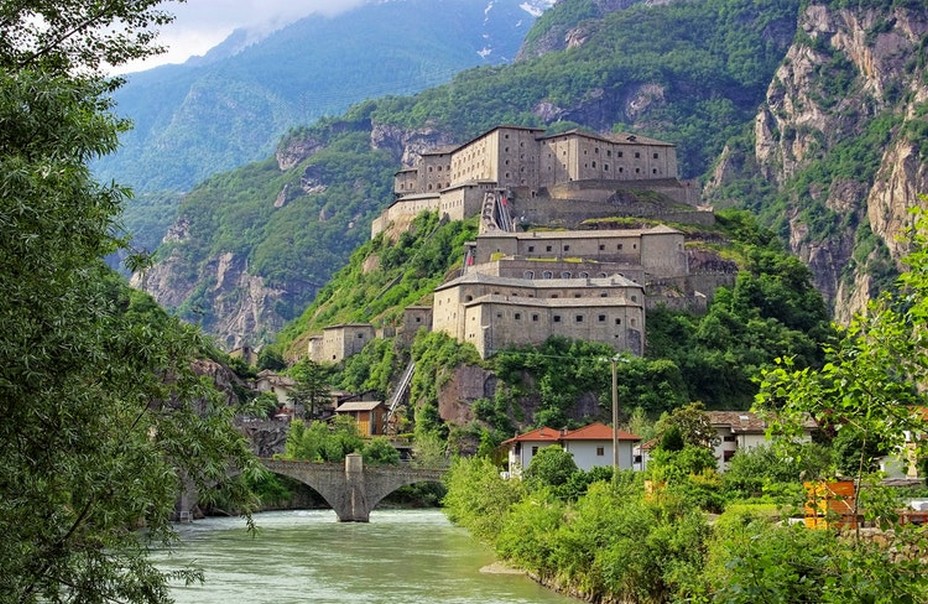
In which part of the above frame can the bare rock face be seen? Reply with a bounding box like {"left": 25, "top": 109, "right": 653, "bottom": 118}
{"left": 370, "top": 123, "right": 457, "bottom": 166}
{"left": 276, "top": 136, "right": 324, "bottom": 171}
{"left": 623, "top": 83, "right": 666, "bottom": 122}
{"left": 750, "top": 2, "right": 928, "bottom": 319}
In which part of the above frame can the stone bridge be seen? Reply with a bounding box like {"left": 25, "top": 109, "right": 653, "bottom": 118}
{"left": 261, "top": 454, "right": 446, "bottom": 522}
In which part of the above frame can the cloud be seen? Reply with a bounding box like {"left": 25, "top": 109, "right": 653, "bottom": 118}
{"left": 114, "top": 0, "right": 368, "bottom": 73}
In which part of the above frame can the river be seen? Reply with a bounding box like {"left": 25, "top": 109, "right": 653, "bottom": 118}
{"left": 155, "top": 509, "right": 579, "bottom": 603}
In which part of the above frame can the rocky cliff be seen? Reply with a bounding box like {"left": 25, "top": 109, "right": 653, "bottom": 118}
{"left": 710, "top": 1, "right": 928, "bottom": 321}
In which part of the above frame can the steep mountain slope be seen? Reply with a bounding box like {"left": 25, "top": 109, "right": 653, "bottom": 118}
{"left": 94, "top": 0, "right": 547, "bottom": 193}
{"left": 137, "top": 0, "right": 804, "bottom": 348}
{"left": 707, "top": 0, "right": 928, "bottom": 322}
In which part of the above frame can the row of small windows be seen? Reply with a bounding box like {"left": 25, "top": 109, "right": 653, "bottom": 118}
{"left": 526, "top": 243, "right": 636, "bottom": 253}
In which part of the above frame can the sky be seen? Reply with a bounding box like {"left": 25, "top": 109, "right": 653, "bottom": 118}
{"left": 115, "top": 0, "right": 368, "bottom": 73}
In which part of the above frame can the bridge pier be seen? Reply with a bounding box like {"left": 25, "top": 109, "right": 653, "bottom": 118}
{"left": 343, "top": 453, "right": 370, "bottom": 522}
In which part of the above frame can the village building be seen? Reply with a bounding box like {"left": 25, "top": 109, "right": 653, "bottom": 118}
{"left": 502, "top": 422, "right": 640, "bottom": 477}
{"left": 255, "top": 369, "right": 296, "bottom": 407}
{"left": 334, "top": 400, "right": 388, "bottom": 436}
{"left": 432, "top": 272, "right": 645, "bottom": 358}
{"left": 708, "top": 411, "right": 817, "bottom": 471}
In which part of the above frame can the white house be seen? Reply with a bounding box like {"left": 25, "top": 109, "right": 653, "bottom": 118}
{"left": 502, "top": 422, "right": 640, "bottom": 477}
{"left": 707, "top": 411, "right": 817, "bottom": 471}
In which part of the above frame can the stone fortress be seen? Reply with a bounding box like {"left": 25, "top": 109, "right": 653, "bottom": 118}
{"left": 308, "top": 125, "right": 736, "bottom": 363}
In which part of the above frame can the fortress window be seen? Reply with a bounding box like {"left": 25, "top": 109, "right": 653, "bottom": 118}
{"left": 575, "top": 315, "right": 584, "bottom": 323}
{"left": 579, "top": 272, "right": 589, "bottom": 278}
{"left": 591, "top": 161, "right": 596, "bottom": 168}
{"left": 553, "top": 315, "right": 562, "bottom": 323}
{"left": 600, "top": 292, "right": 608, "bottom": 297}
{"left": 505, "top": 134, "right": 510, "bottom": 139}
{"left": 505, "top": 147, "right": 510, "bottom": 153}
{"left": 598, "top": 315, "right": 606, "bottom": 322}
{"left": 631, "top": 318, "right": 637, "bottom": 326}
{"left": 528, "top": 246, "right": 535, "bottom": 252}
{"left": 357, "top": 333, "right": 364, "bottom": 339}
{"left": 635, "top": 168, "right": 641, "bottom": 174}
{"left": 599, "top": 272, "right": 607, "bottom": 278}
{"left": 653, "top": 152, "right": 659, "bottom": 159}
{"left": 635, "top": 152, "right": 641, "bottom": 158}
{"left": 631, "top": 295, "right": 638, "bottom": 302}
{"left": 505, "top": 172, "right": 511, "bottom": 178}
{"left": 496, "top": 313, "right": 502, "bottom": 318}
{"left": 561, "top": 272, "right": 571, "bottom": 278}
{"left": 514, "top": 313, "right": 522, "bottom": 320}
{"left": 428, "top": 166, "right": 433, "bottom": 172}
{"left": 615, "top": 318, "right": 622, "bottom": 325}
{"left": 653, "top": 169, "right": 658, "bottom": 174}
{"left": 595, "top": 147, "right": 599, "bottom": 154}
{"left": 546, "top": 245, "right": 553, "bottom": 252}
{"left": 617, "top": 244, "right": 623, "bottom": 250}
{"left": 633, "top": 244, "right": 637, "bottom": 249}
{"left": 465, "top": 295, "right": 473, "bottom": 302}
{"left": 618, "top": 151, "right": 624, "bottom": 158}
{"left": 599, "top": 244, "right": 605, "bottom": 251}
{"left": 604, "top": 164, "right": 609, "bottom": 171}
{"left": 437, "top": 166, "right": 442, "bottom": 171}
{"left": 543, "top": 271, "right": 553, "bottom": 278}
{"left": 619, "top": 167, "right": 624, "bottom": 173}
{"left": 573, "top": 293, "right": 581, "bottom": 298}
{"left": 607, "top": 150, "right": 612, "bottom": 157}
{"left": 532, "top": 314, "right": 539, "bottom": 321}
{"left": 551, "top": 294, "right": 559, "bottom": 299}
{"left": 564, "top": 245, "right": 570, "bottom": 252}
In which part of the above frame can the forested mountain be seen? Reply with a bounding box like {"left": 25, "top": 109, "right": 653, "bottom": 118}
{"left": 94, "top": 0, "right": 550, "bottom": 193}
{"left": 135, "top": 0, "right": 928, "bottom": 349}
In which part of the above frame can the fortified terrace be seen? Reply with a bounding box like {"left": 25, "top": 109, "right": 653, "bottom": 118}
{"left": 306, "top": 126, "right": 737, "bottom": 362}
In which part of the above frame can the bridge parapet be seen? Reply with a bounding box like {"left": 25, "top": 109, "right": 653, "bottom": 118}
{"left": 260, "top": 456, "right": 447, "bottom": 522}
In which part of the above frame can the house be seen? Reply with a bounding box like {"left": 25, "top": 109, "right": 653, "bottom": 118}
{"left": 502, "top": 422, "right": 640, "bottom": 477}
{"left": 334, "top": 400, "right": 387, "bottom": 436}
{"left": 707, "top": 411, "right": 817, "bottom": 471}
{"left": 255, "top": 370, "right": 296, "bottom": 408}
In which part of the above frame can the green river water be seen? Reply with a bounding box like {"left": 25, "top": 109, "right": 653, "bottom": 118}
{"left": 155, "top": 509, "right": 579, "bottom": 603}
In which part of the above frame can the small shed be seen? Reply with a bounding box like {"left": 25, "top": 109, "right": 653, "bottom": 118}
{"left": 334, "top": 400, "right": 387, "bottom": 436}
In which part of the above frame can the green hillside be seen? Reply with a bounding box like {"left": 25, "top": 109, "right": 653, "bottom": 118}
{"left": 144, "top": 0, "right": 807, "bottom": 347}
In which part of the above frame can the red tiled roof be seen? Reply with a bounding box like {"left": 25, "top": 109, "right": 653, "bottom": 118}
{"left": 502, "top": 422, "right": 639, "bottom": 445}
{"left": 563, "top": 422, "right": 639, "bottom": 441}
{"left": 501, "top": 426, "right": 562, "bottom": 445}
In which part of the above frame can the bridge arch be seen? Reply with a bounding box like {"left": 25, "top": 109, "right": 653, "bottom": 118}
{"left": 260, "top": 456, "right": 446, "bottom": 522}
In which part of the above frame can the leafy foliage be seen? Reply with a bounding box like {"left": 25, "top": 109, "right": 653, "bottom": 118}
{"left": 0, "top": 5, "right": 258, "bottom": 601}
{"left": 281, "top": 417, "right": 363, "bottom": 463}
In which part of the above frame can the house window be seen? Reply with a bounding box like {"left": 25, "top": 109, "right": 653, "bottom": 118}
{"left": 723, "top": 435, "right": 736, "bottom": 442}
{"left": 531, "top": 446, "right": 538, "bottom": 454}
{"left": 596, "top": 447, "right": 605, "bottom": 456}
{"left": 723, "top": 450, "right": 736, "bottom": 462}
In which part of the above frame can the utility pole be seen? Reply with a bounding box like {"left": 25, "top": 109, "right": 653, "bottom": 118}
{"left": 610, "top": 355, "right": 629, "bottom": 477}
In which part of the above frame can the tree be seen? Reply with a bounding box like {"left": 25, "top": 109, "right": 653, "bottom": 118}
{"left": 653, "top": 402, "right": 719, "bottom": 451}
{"left": 756, "top": 206, "right": 928, "bottom": 534}
{"left": 289, "top": 357, "right": 331, "bottom": 418}
{"left": 0, "top": 2, "right": 258, "bottom": 602}
{"left": 524, "top": 446, "right": 579, "bottom": 488}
